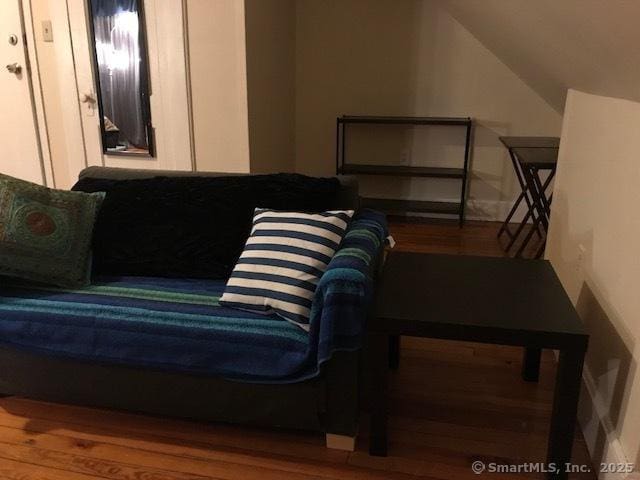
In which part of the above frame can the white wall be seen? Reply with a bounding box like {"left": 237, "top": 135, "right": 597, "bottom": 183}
{"left": 187, "top": 0, "right": 250, "bottom": 173}
{"left": 0, "top": 0, "right": 46, "bottom": 185}
{"left": 30, "top": 0, "right": 88, "bottom": 189}
{"left": 244, "top": 0, "right": 296, "bottom": 174}
{"left": 546, "top": 89, "right": 640, "bottom": 473}
{"left": 295, "top": 0, "right": 562, "bottom": 220}
{"left": 29, "top": 0, "right": 567, "bottom": 196}
{"left": 18, "top": 0, "right": 55, "bottom": 186}
{"left": 441, "top": 0, "right": 640, "bottom": 113}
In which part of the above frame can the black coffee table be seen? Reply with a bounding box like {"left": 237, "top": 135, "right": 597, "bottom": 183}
{"left": 368, "top": 252, "right": 588, "bottom": 480}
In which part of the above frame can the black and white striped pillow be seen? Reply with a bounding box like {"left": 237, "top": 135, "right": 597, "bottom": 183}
{"left": 219, "top": 208, "right": 354, "bottom": 330}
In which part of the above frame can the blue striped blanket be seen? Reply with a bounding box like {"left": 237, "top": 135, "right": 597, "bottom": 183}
{"left": 0, "top": 210, "right": 387, "bottom": 383}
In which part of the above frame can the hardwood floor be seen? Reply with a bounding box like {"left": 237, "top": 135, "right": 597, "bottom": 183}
{"left": 0, "top": 219, "right": 594, "bottom": 479}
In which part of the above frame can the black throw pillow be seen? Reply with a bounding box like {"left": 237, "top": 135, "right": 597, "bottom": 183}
{"left": 72, "top": 173, "right": 341, "bottom": 279}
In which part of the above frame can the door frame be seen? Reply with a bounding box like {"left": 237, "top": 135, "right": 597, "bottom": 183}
{"left": 21, "top": 0, "right": 55, "bottom": 186}
{"left": 4, "top": 0, "right": 55, "bottom": 186}
{"left": 18, "top": 0, "right": 195, "bottom": 188}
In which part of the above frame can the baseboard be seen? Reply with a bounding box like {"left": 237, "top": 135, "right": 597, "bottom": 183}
{"left": 579, "top": 366, "right": 633, "bottom": 480}
{"left": 465, "top": 198, "right": 532, "bottom": 222}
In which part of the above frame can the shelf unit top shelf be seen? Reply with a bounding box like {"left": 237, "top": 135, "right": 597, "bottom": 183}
{"left": 339, "top": 115, "right": 472, "bottom": 126}
{"left": 340, "top": 164, "right": 464, "bottom": 179}
{"left": 499, "top": 136, "right": 560, "bottom": 149}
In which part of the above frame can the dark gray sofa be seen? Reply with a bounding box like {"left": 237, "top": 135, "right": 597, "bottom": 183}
{"left": 0, "top": 166, "right": 377, "bottom": 450}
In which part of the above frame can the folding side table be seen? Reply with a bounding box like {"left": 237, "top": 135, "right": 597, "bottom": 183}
{"left": 498, "top": 137, "right": 560, "bottom": 255}
{"left": 512, "top": 147, "right": 559, "bottom": 259}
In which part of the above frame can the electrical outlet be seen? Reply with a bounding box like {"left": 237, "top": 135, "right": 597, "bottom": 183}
{"left": 400, "top": 150, "right": 410, "bottom": 165}
{"left": 42, "top": 20, "right": 53, "bottom": 42}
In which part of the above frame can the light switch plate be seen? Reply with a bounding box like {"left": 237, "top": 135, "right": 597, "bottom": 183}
{"left": 42, "top": 20, "right": 53, "bottom": 42}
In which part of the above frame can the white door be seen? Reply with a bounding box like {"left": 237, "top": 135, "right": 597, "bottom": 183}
{"left": 0, "top": 0, "right": 45, "bottom": 184}
{"left": 67, "top": 0, "right": 193, "bottom": 172}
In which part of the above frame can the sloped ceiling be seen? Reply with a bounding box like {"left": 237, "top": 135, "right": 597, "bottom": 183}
{"left": 439, "top": 0, "right": 640, "bottom": 112}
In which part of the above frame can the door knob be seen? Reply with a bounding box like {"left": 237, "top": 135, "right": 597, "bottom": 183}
{"left": 81, "top": 93, "right": 96, "bottom": 103}
{"left": 6, "top": 63, "right": 21, "bottom": 74}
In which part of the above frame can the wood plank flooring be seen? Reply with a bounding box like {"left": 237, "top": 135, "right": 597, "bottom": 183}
{"left": 0, "top": 220, "right": 594, "bottom": 479}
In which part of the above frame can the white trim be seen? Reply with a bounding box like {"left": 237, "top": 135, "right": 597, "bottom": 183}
{"left": 181, "top": 0, "right": 196, "bottom": 171}
{"left": 465, "top": 197, "right": 532, "bottom": 222}
{"left": 64, "top": 0, "right": 92, "bottom": 174}
{"left": 66, "top": 0, "right": 103, "bottom": 169}
{"left": 145, "top": 0, "right": 193, "bottom": 171}
{"left": 579, "top": 366, "right": 633, "bottom": 480}
{"left": 21, "top": 0, "right": 55, "bottom": 187}
{"left": 372, "top": 197, "right": 532, "bottom": 222}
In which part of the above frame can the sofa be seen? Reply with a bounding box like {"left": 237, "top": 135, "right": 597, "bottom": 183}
{"left": 0, "top": 166, "right": 387, "bottom": 449}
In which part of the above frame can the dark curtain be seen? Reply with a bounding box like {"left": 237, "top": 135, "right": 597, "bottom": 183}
{"left": 92, "top": 0, "right": 147, "bottom": 148}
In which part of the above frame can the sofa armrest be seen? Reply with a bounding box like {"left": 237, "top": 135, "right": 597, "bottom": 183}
{"left": 310, "top": 209, "right": 388, "bottom": 365}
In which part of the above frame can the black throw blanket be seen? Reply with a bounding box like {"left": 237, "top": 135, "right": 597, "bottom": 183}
{"left": 73, "top": 173, "right": 341, "bottom": 279}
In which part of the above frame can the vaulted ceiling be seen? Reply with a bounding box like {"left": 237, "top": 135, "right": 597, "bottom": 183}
{"left": 440, "top": 0, "right": 640, "bottom": 112}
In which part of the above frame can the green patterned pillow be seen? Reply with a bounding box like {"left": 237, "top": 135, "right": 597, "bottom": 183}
{"left": 0, "top": 174, "right": 105, "bottom": 288}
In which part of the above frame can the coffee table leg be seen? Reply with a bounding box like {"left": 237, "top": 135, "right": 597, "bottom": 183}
{"left": 369, "top": 332, "right": 388, "bottom": 456}
{"left": 522, "top": 347, "right": 541, "bottom": 382}
{"left": 388, "top": 335, "right": 400, "bottom": 370}
{"left": 546, "top": 348, "right": 586, "bottom": 479}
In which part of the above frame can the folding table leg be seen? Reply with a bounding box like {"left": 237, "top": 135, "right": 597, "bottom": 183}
{"left": 498, "top": 190, "right": 525, "bottom": 239}
{"left": 516, "top": 213, "right": 544, "bottom": 258}
{"left": 517, "top": 166, "right": 552, "bottom": 258}
{"left": 499, "top": 150, "right": 541, "bottom": 245}
{"left": 521, "top": 169, "right": 555, "bottom": 258}
{"left": 507, "top": 200, "right": 537, "bottom": 253}
{"left": 533, "top": 172, "right": 555, "bottom": 231}
{"left": 535, "top": 240, "right": 547, "bottom": 259}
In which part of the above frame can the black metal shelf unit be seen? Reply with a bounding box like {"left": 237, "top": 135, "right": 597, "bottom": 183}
{"left": 336, "top": 115, "right": 473, "bottom": 226}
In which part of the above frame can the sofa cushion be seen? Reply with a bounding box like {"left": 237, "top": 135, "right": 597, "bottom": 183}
{"left": 72, "top": 173, "right": 342, "bottom": 279}
{"left": 0, "top": 275, "right": 310, "bottom": 381}
{"left": 76, "top": 167, "right": 360, "bottom": 210}
{"left": 220, "top": 208, "right": 353, "bottom": 330}
{"left": 0, "top": 209, "right": 388, "bottom": 384}
{"left": 0, "top": 173, "right": 104, "bottom": 288}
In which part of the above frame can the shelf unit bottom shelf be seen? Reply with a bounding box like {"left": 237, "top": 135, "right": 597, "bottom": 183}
{"left": 361, "top": 197, "right": 461, "bottom": 215}
{"left": 339, "top": 164, "right": 465, "bottom": 179}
